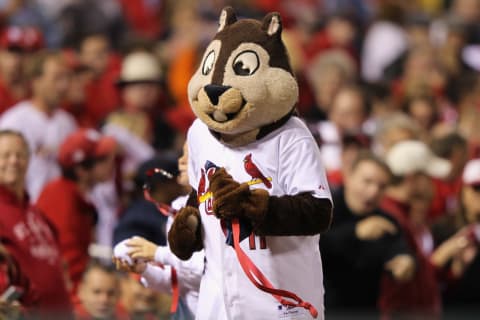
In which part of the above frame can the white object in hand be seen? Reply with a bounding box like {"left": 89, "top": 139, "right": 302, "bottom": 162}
{"left": 113, "top": 239, "right": 134, "bottom": 265}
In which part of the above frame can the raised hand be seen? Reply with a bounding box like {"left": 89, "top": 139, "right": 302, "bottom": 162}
{"left": 385, "top": 254, "right": 416, "bottom": 283}
{"left": 355, "top": 216, "right": 397, "bottom": 240}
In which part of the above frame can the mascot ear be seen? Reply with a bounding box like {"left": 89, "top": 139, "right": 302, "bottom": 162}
{"left": 218, "top": 6, "right": 237, "bottom": 32}
{"left": 261, "top": 12, "right": 282, "bottom": 37}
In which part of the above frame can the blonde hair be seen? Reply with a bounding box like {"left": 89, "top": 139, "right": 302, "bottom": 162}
{"left": 0, "top": 130, "right": 30, "bottom": 155}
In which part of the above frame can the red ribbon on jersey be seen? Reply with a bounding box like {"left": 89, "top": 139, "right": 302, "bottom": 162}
{"left": 232, "top": 218, "right": 319, "bottom": 318}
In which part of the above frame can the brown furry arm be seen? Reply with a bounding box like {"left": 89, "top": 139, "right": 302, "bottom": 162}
{"left": 209, "top": 168, "right": 332, "bottom": 236}
{"left": 168, "top": 190, "right": 203, "bottom": 260}
{"left": 249, "top": 193, "right": 333, "bottom": 236}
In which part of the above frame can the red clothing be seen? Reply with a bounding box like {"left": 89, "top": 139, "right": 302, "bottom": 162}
{"left": 118, "top": 0, "right": 165, "bottom": 39}
{"left": 164, "top": 102, "right": 196, "bottom": 135}
{"left": 429, "top": 177, "right": 462, "bottom": 222}
{"left": 83, "top": 55, "right": 121, "bottom": 126}
{"left": 36, "top": 178, "right": 97, "bottom": 294}
{"left": 303, "top": 30, "right": 358, "bottom": 63}
{"left": 380, "top": 196, "right": 441, "bottom": 319}
{"left": 326, "top": 169, "right": 343, "bottom": 191}
{"left": 62, "top": 102, "right": 91, "bottom": 128}
{"left": 0, "top": 186, "right": 72, "bottom": 314}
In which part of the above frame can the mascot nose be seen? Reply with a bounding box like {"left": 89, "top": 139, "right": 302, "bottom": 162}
{"left": 204, "top": 85, "right": 231, "bottom": 105}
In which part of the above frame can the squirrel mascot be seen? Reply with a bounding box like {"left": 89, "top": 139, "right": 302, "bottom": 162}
{"left": 168, "top": 7, "right": 333, "bottom": 320}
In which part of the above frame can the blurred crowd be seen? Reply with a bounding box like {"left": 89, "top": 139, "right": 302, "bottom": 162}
{"left": 0, "top": 0, "right": 479, "bottom": 319}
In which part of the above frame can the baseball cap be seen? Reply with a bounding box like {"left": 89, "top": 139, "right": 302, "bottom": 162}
{"left": 134, "top": 155, "right": 179, "bottom": 190}
{"left": 385, "top": 140, "right": 451, "bottom": 178}
{"left": 58, "top": 129, "right": 116, "bottom": 168}
{"left": 0, "top": 26, "right": 44, "bottom": 52}
{"left": 462, "top": 159, "right": 480, "bottom": 187}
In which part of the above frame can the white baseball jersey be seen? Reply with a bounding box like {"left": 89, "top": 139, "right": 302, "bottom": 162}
{"left": 187, "top": 117, "right": 332, "bottom": 320}
{"left": 141, "top": 195, "right": 204, "bottom": 317}
{"left": 0, "top": 101, "right": 77, "bottom": 201}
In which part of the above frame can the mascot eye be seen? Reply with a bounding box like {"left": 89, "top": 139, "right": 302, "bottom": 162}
{"left": 202, "top": 50, "right": 215, "bottom": 76}
{"left": 232, "top": 51, "right": 259, "bottom": 76}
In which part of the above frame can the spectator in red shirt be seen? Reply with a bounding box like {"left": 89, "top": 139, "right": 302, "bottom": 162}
{"left": 79, "top": 34, "right": 121, "bottom": 127}
{"left": 0, "top": 26, "right": 40, "bottom": 114}
{"left": 0, "top": 129, "right": 72, "bottom": 318}
{"left": 75, "top": 260, "right": 129, "bottom": 320}
{"left": 36, "top": 129, "right": 116, "bottom": 296}
{"left": 381, "top": 140, "right": 452, "bottom": 319}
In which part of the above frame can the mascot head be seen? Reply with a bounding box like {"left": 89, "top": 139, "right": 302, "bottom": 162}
{"left": 188, "top": 7, "right": 298, "bottom": 147}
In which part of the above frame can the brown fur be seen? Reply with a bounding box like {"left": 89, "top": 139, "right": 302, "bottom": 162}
{"left": 208, "top": 168, "right": 332, "bottom": 236}
{"left": 211, "top": 16, "right": 292, "bottom": 85}
{"left": 169, "top": 7, "right": 332, "bottom": 263}
{"left": 208, "top": 168, "right": 269, "bottom": 221}
{"left": 168, "top": 206, "right": 203, "bottom": 260}
{"left": 187, "top": 7, "right": 298, "bottom": 147}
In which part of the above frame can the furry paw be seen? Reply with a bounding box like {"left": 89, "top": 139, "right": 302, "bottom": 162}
{"left": 208, "top": 168, "right": 250, "bottom": 219}
{"left": 209, "top": 168, "right": 270, "bottom": 223}
{"left": 168, "top": 206, "right": 203, "bottom": 260}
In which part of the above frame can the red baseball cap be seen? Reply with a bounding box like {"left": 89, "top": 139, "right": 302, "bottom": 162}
{"left": 0, "top": 26, "right": 44, "bottom": 52}
{"left": 58, "top": 129, "right": 116, "bottom": 168}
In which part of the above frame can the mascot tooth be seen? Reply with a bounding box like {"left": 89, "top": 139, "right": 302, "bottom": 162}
{"left": 213, "top": 109, "right": 228, "bottom": 122}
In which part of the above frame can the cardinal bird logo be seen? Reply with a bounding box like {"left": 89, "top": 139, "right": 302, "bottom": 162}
{"left": 244, "top": 153, "right": 272, "bottom": 189}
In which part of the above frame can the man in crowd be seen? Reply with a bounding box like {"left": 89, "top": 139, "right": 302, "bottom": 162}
{"left": 381, "top": 140, "right": 451, "bottom": 318}
{"left": 79, "top": 33, "right": 120, "bottom": 127}
{"left": 0, "top": 26, "right": 43, "bottom": 114}
{"left": 0, "top": 129, "right": 72, "bottom": 318}
{"left": 321, "top": 151, "right": 414, "bottom": 317}
{"left": 0, "top": 50, "right": 77, "bottom": 201}
{"left": 75, "top": 260, "right": 128, "bottom": 320}
{"left": 36, "top": 129, "right": 116, "bottom": 296}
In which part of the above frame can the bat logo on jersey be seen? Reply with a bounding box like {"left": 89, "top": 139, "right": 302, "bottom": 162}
{"left": 197, "top": 161, "right": 219, "bottom": 215}
{"left": 197, "top": 160, "right": 257, "bottom": 247}
{"left": 243, "top": 153, "right": 272, "bottom": 189}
